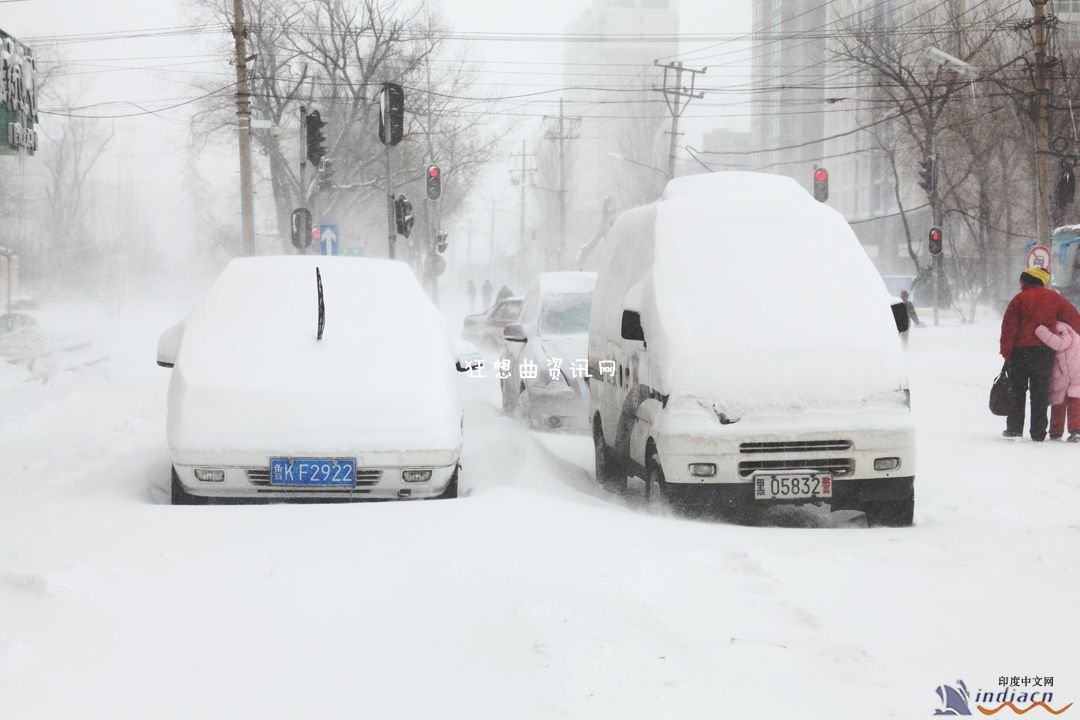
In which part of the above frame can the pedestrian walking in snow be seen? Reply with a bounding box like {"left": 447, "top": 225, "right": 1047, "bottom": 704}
{"left": 496, "top": 284, "right": 513, "bottom": 303}
{"left": 481, "top": 279, "right": 493, "bottom": 309}
{"left": 901, "top": 290, "right": 923, "bottom": 327}
{"left": 1034, "top": 321, "right": 1080, "bottom": 441}
{"left": 467, "top": 279, "right": 477, "bottom": 310}
{"left": 999, "top": 266, "right": 1080, "bottom": 441}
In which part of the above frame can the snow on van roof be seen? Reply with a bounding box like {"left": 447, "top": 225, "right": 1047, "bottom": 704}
{"left": 592, "top": 172, "right": 908, "bottom": 416}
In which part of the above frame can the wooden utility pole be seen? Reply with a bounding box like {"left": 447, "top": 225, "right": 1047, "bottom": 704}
{"left": 655, "top": 60, "right": 706, "bottom": 180}
{"left": 510, "top": 140, "right": 535, "bottom": 266}
{"left": 544, "top": 97, "right": 581, "bottom": 270}
{"left": 1033, "top": 0, "right": 1053, "bottom": 245}
{"left": 231, "top": 0, "right": 256, "bottom": 255}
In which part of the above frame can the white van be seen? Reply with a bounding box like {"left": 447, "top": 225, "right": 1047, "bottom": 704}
{"left": 584, "top": 173, "right": 916, "bottom": 526}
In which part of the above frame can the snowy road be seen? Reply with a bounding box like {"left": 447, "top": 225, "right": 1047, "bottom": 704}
{"left": 0, "top": 303, "right": 1077, "bottom": 719}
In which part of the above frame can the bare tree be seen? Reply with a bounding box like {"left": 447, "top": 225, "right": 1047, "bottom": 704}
{"left": 188, "top": 0, "right": 501, "bottom": 260}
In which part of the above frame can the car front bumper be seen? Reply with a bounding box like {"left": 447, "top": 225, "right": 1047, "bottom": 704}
{"left": 525, "top": 382, "right": 589, "bottom": 432}
{"left": 172, "top": 450, "right": 459, "bottom": 500}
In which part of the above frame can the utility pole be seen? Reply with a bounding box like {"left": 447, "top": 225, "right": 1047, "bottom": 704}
{"left": 489, "top": 199, "right": 497, "bottom": 275}
{"left": 510, "top": 140, "right": 536, "bottom": 269}
{"left": 1032, "top": 0, "right": 1054, "bottom": 245}
{"left": 655, "top": 59, "right": 706, "bottom": 181}
{"left": 231, "top": 0, "right": 256, "bottom": 255}
{"left": 544, "top": 97, "right": 581, "bottom": 270}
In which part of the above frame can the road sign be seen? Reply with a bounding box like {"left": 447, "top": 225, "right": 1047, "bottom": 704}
{"left": 1027, "top": 243, "right": 1052, "bottom": 270}
{"left": 319, "top": 224, "right": 339, "bottom": 256}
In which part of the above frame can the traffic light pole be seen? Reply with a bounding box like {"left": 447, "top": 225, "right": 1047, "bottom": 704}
{"left": 232, "top": 0, "right": 256, "bottom": 256}
{"left": 298, "top": 106, "right": 307, "bottom": 255}
{"left": 385, "top": 145, "right": 396, "bottom": 260}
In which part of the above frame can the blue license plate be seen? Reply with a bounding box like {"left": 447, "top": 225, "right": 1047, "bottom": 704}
{"left": 270, "top": 458, "right": 356, "bottom": 486}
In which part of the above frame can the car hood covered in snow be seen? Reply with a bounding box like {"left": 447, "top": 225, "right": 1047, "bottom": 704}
{"left": 167, "top": 256, "right": 462, "bottom": 455}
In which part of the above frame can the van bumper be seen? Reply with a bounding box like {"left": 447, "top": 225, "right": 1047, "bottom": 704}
{"left": 663, "top": 475, "right": 913, "bottom": 507}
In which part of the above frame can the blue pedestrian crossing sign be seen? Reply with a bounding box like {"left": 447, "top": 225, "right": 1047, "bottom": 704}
{"left": 319, "top": 224, "right": 339, "bottom": 255}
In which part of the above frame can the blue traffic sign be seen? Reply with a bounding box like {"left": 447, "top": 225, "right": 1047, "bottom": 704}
{"left": 319, "top": 224, "right": 339, "bottom": 255}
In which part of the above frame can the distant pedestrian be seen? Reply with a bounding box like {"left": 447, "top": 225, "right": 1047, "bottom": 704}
{"left": 900, "top": 290, "right": 922, "bottom": 328}
{"left": 466, "top": 279, "right": 477, "bottom": 310}
{"left": 496, "top": 284, "right": 513, "bottom": 303}
{"left": 999, "top": 266, "right": 1080, "bottom": 441}
{"left": 481, "top": 279, "right": 493, "bottom": 309}
{"left": 1034, "top": 321, "right": 1080, "bottom": 441}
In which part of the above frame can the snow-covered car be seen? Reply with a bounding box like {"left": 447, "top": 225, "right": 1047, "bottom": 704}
{"left": 584, "top": 172, "right": 916, "bottom": 526}
{"left": 499, "top": 272, "right": 595, "bottom": 432}
{"left": 156, "top": 256, "right": 479, "bottom": 505}
{"left": 462, "top": 296, "right": 522, "bottom": 350}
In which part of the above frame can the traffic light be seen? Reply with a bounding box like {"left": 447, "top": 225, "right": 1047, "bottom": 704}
{"left": 306, "top": 110, "right": 327, "bottom": 165}
{"left": 317, "top": 158, "right": 334, "bottom": 191}
{"left": 426, "top": 164, "right": 442, "bottom": 200}
{"left": 813, "top": 167, "right": 829, "bottom": 202}
{"left": 378, "top": 82, "right": 405, "bottom": 147}
{"left": 928, "top": 226, "right": 943, "bottom": 256}
{"left": 918, "top": 156, "right": 937, "bottom": 196}
{"left": 394, "top": 195, "right": 414, "bottom": 238}
{"left": 435, "top": 231, "right": 448, "bottom": 253}
{"left": 290, "top": 207, "right": 312, "bottom": 250}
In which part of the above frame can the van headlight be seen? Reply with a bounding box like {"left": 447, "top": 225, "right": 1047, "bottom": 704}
{"left": 874, "top": 457, "right": 901, "bottom": 471}
{"left": 402, "top": 469, "right": 433, "bottom": 483}
{"left": 689, "top": 463, "right": 717, "bottom": 477}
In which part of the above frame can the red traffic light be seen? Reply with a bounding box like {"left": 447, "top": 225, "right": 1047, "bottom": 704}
{"left": 814, "top": 168, "right": 828, "bottom": 182}
{"left": 929, "top": 228, "right": 942, "bottom": 242}
{"left": 426, "top": 164, "right": 442, "bottom": 200}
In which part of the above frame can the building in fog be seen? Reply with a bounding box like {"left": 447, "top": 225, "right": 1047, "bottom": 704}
{"left": 563, "top": 0, "right": 679, "bottom": 247}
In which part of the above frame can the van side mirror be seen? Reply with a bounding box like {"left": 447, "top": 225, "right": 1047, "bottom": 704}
{"left": 890, "top": 301, "right": 910, "bottom": 334}
{"left": 503, "top": 323, "right": 527, "bottom": 343}
{"left": 157, "top": 321, "right": 185, "bottom": 368}
{"left": 621, "top": 310, "right": 645, "bottom": 343}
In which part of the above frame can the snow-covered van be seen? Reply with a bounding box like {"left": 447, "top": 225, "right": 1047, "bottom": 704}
{"left": 584, "top": 172, "right": 916, "bottom": 526}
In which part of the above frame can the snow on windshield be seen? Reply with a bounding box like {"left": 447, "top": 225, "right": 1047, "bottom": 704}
{"left": 540, "top": 293, "right": 592, "bottom": 336}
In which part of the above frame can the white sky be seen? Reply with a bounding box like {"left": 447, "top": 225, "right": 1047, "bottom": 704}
{"left": 1, "top": 0, "right": 751, "bottom": 265}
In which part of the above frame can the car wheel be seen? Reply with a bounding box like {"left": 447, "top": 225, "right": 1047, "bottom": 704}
{"left": 863, "top": 491, "right": 915, "bottom": 527}
{"left": 646, "top": 451, "right": 679, "bottom": 511}
{"left": 500, "top": 378, "right": 515, "bottom": 416}
{"left": 593, "top": 421, "right": 626, "bottom": 494}
{"left": 513, "top": 385, "right": 536, "bottom": 427}
{"left": 437, "top": 467, "right": 459, "bottom": 500}
{"left": 171, "top": 467, "right": 207, "bottom": 506}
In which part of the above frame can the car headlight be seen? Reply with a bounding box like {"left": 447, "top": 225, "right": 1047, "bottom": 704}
{"left": 402, "top": 469, "right": 433, "bottom": 483}
{"left": 194, "top": 468, "right": 225, "bottom": 483}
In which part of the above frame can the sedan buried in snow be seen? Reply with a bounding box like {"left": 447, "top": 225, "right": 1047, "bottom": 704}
{"left": 156, "top": 256, "right": 479, "bottom": 504}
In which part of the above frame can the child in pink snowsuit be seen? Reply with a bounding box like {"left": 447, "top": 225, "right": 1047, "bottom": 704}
{"left": 1035, "top": 321, "right": 1080, "bottom": 441}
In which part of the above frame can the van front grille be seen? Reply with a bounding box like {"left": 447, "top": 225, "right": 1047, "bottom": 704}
{"left": 739, "top": 440, "right": 853, "bottom": 454}
{"left": 245, "top": 468, "right": 383, "bottom": 487}
{"left": 738, "top": 459, "right": 854, "bottom": 478}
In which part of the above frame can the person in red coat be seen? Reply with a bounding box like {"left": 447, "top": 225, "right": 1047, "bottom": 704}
{"left": 999, "top": 266, "right": 1080, "bottom": 440}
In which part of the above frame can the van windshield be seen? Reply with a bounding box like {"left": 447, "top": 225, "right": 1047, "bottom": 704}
{"left": 540, "top": 293, "right": 592, "bottom": 335}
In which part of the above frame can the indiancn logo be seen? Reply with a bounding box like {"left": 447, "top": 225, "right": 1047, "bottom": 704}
{"left": 934, "top": 676, "right": 1072, "bottom": 716}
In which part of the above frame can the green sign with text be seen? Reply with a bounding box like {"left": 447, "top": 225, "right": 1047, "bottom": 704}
{"left": 0, "top": 29, "right": 37, "bottom": 156}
